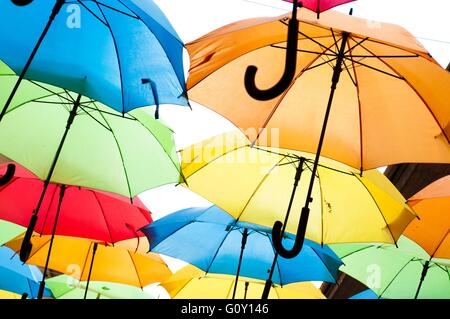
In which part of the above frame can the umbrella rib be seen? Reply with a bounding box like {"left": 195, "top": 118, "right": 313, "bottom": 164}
{"left": 39, "top": 184, "right": 60, "bottom": 235}
{"left": 234, "top": 156, "right": 287, "bottom": 222}
{"left": 92, "top": 104, "right": 133, "bottom": 199}
{"left": 95, "top": 2, "right": 126, "bottom": 114}
{"left": 359, "top": 43, "right": 450, "bottom": 144}
{"left": 127, "top": 251, "right": 144, "bottom": 289}
{"left": 254, "top": 41, "right": 338, "bottom": 144}
{"left": 316, "top": 164, "right": 325, "bottom": 246}
{"left": 204, "top": 227, "right": 236, "bottom": 274}
{"left": 77, "top": 105, "right": 113, "bottom": 132}
{"left": 79, "top": 242, "right": 95, "bottom": 281}
{"left": 97, "top": 1, "right": 139, "bottom": 19}
{"left": 345, "top": 58, "right": 403, "bottom": 79}
{"left": 91, "top": 190, "right": 115, "bottom": 244}
{"left": 310, "top": 245, "right": 341, "bottom": 283}
{"left": 348, "top": 41, "right": 364, "bottom": 173}
{"left": 353, "top": 174, "right": 398, "bottom": 245}
{"left": 76, "top": 0, "right": 108, "bottom": 27}
{"left": 378, "top": 257, "right": 416, "bottom": 298}
{"left": 80, "top": 104, "right": 136, "bottom": 121}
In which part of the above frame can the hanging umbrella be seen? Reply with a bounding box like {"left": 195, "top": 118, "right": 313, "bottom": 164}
{"left": 404, "top": 175, "right": 450, "bottom": 261}
{"left": 333, "top": 237, "right": 450, "bottom": 299}
{"left": 0, "top": 220, "right": 24, "bottom": 246}
{"left": 47, "top": 275, "right": 155, "bottom": 299}
{"left": 0, "top": 60, "right": 181, "bottom": 285}
{"left": 180, "top": 132, "right": 416, "bottom": 245}
{"left": 140, "top": 205, "right": 342, "bottom": 298}
{"left": 0, "top": 162, "right": 152, "bottom": 244}
{"left": 161, "top": 265, "right": 325, "bottom": 299}
{"left": 0, "top": 246, "right": 52, "bottom": 299}
{"left": 0, "top": 0, "right": 188, "bottom": 121}
{"left": 186, "top": 7, "right": 450, "bottom": 258}
{"left": 282, "top": 0, "right": 356, "bottom": 18}
{"left": 349, "top": 289, "right": 379, "bottom": 299}
{"left": 5, "top": 235, "right": 172, "bottom": 295}
{"left": 0, "top": 290, "right": 21, "bottom": 299}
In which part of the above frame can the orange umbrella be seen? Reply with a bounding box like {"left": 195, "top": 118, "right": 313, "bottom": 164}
{"left": 187, "top": 8, "right": 450, "bottom": 171}
{"left": 404, "top": 175, "right": 450, "bottom": 260}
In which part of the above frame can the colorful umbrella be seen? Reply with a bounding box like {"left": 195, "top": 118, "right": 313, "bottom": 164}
{"left": 0, "top": 0, "right": 188, "bottom": 120}
{"left": 0, "top": 220, "right": 24, "bottom": 246}
{"left": 332, "top": 237, "right": 450, "bottom": 299}
{"left": 47, "top": 275, "right": 155, "bottom": 299}
{"left": 404, "top": 175, "right": 450, "bottom": 260}
{"left": 0, "top": 162, "right": 152, "bottom": 244}
{"left": 0, "top": 290, "right": 21, "bottom": 299}
{"left": 141, "top": 205, "right": 342, "bottom": 298}
{"left": 0, "top": 246, "right": 52, "bottom": 299}
{"left": 5, "top": 235, "right": 172, "bottom": 294}
{"left": 349, "top": 289, "right": 379, "bottom": 299}
{"left": 283, "top": 0, "right": 356, "bottom": 18}
{"left": 161, "top": 265, "right": 325, "bottom": 299}
{"left": 180, "top": 132, "right": 415, "bottom": 245}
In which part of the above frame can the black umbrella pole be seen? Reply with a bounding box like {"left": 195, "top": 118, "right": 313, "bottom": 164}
{"left": 272, "top": 32, "right": 350, "bottom": 259}
{"left": 20, "top": 94, "right": 82, "bottom": 262}
{"left": 84, "top": 243, "right": 98, "bottom": 299}
{"left": 0, "top": 0, "right": 65, "bottom": 123}
{"left": 414, "top": 260, "right": 430, "bottom": 299}
{"left": 37, "top": 184, "right": 66, "bottom": 299}
{"left": 232, "top": 228, "right": 249, "bottom": 299}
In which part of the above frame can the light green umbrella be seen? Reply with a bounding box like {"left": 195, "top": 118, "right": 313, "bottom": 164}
{"left": 0, "top": 220, "right": 24, "bottom": 246}
{"left": 332, "top": 237, "right": 450, "bottom": 299}
{"left": 47, "top": 275, "right": 156, "bottom": 299}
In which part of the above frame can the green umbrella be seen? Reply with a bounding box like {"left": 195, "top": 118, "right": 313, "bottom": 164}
{"left": 332, "top": 237, "right": 450, "bottom": 299}
{"left": 0, "top": 220, "right": 24, "bottom": 246}
{"left": 47, "top": 275, "right": 156, "bottom": 299}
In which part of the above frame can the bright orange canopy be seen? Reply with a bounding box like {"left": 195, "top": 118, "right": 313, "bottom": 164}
{"left": 187, "top": 8, "right": 450, "bottom": 170}
{"left": 404, "top": 175, "right": 450, "bottom": 260}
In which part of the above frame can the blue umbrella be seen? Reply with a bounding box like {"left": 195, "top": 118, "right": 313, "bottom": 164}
{"left": 0, "top": 246, "right": 52, "bottom": 298}
{"left": 140, "top": 206, "right": 342, "bottom": 298}
{"left": 349, "top": 289, "right": 380, "bottom": 299}
{"left": 0, "top": 0, "right": 188, "bottom": 120}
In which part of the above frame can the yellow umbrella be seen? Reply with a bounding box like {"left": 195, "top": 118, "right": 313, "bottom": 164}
{"left": 161, "top": 265, "right": 325, "bottom": 299}
{"left": 0, "top": 289, "right": 21, "bottom": 299}
{"left": 180, "top": 132, "right": 415, "bottom": 245}
{"left": 5, "top": 235, "right": 172, "bottom": 290}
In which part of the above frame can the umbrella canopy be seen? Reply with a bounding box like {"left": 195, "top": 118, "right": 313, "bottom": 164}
{"left": 161, "top": 265, "right": 325, "bottom": 299}
{"left": 186, "top": 8, "right": 450, "bottom": 171}
{"left": 141, "top": 205, "right": 342, "bottom": 285}
{"left": 283, "top": 0, "right": 356, "bottom": 14}
{"left": 5, "top": 235, "right": 172, "bottom": 288}
{"left": 180, "top": 132, "right": 415, "bottom": 245}
{"left": 349, "top": 289, "right": 379, "bottom": 299}
{"left": 404, "top": 175, "right": 450, "bottom": 260}
{"left": 0, "top": 246, "right": 52, "bottom": 298}
{"left": 0, "top": 162, "right": 152, "bottom": 244}
{"left": 0, "top": 290, "right": 21, "bottom": 299}
{"left": 47, "top": 275, "right": 155, "bottom": 299}
{"left": 0, "top": 0, "right": 188, "bottom": 114}
{"left": 0, "top": 220, "right": 24, "bottom": 246}
{"left": 332, "top": 237, "right": 450, "bottom": 299}
{"left": 0, "top": 60, "right": 181, "bottom": 198}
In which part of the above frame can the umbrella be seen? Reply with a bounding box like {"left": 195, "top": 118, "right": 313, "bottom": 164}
{"left": 47, "top": 275, "right": 155, "bottom": 299}
{"left": 186, "top": 7, "right": 450, "bottom": 258}
{"left": 404, "top": 175, "right": 450, "bottom": 260}
{"left": 349, "top": 289, "right": 379, "bottom": 299}
{"left": 140, "top": 205, "right": 342, "bottom": 298}
{"left": 0, "top": 220, "right": 24, "bottom": 246}
{"left": 283, "top": 0, "right": 356, "bottom": 18}
{"left": 0, "top": 161, "right": 152, "bottom": 244}
{"left": 5, "top": 235, "right": 172, "bottom": 298}
{"left": 332, "top": 237, "right": 450, "bottom": 299}
{"left": 0, "top": 0, "right": 188, "bottom": 121}
{"left": 0, "top": 246, "right": 52, "bottom": 299}
{"left": 0, "top": 290, "right": 21, "bottom": 299}
{"left": 180, "top": 132, "right": 415, "bottom": 245}
{"left": 0, "top": 60, "right": 181, "bottom": 284}
{"left": 161, "top": 265, "right": 326, "bottom": 299}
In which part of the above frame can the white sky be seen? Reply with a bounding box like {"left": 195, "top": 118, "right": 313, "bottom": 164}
{"left": 141, "top": 0, "right": 450, "bottom": 296}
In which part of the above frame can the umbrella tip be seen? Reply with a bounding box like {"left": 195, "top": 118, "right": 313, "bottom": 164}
{"left": 349, "top": 8, "right": 353, "bottom": 15}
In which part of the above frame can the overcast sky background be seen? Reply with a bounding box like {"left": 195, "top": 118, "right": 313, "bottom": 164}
{"left": 141, "top": 0, "right": 450, "bottom": 297}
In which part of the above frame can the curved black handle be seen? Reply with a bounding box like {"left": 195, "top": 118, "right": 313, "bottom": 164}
{"left": 272, "top": 206, "right": 310, "bottom": 259}
{"left": 20, "top": 214, "right": 38, "bottom": 262}
{"left": 0, "top": 163, "right": 16, "bottom": 186}
{"left": 244, "top": 0, "right": 300, "bottom": 101}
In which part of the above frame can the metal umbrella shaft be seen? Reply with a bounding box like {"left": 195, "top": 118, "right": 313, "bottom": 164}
{"left": 20, "top": 93, "right": 82, "bottom": 262}
{"left": 232, "top": 228, "right": 249, "bottom": 299}
{"left": 272, "top": 31, "right": 350, "bottom": 259}
{"left": 0, "top": 0, "right": 65, "bottom": 123}
{"left": 37, "top": 184, "right": 66, "bottom": 299}
{"left": 84, "top": 243, "right": 99, "bottom": 299}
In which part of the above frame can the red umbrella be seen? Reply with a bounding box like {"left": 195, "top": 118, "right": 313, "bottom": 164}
{"left": 0, "top": 162, "right": 151, "bottom": 244}
{"left": 283, "top": 0, "right": 356, "bottom": 17}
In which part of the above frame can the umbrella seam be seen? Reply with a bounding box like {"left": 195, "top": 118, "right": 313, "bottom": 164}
{"left": 378, "top": 257, "right": 416, "bottom": 298}
{"left": 127, "top": 250, "right": 144, "bottom": 288}
{"left": 91, "top": 190, "right": 116, "bottom": 244}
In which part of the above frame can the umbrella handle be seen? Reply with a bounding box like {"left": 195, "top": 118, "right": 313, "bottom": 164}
{"left": 19, "top": 214, "right": 38, "bottom": 262}
{"left": 243, "top": 0, "right": 300, "bottom": 101}
{"left": 272, "top": 206, "right": 309, "bottom": 259}
{"left": 0, "top": 163, "right": 16, "bottom": 186}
